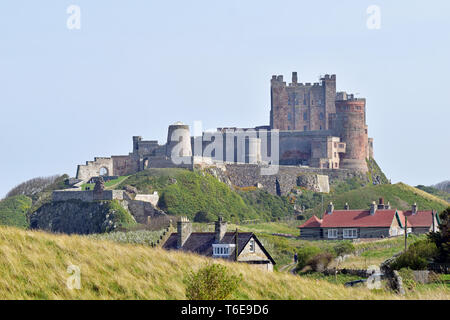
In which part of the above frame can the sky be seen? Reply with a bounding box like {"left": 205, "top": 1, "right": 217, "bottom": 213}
{"left": 0, "top": 0, "right": 449, "bottom": 198}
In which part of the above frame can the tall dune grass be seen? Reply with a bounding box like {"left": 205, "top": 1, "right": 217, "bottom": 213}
{"left": 0, "top": 226, "right": 448, "bottom": 300}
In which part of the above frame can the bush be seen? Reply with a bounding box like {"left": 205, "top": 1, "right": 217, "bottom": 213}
{"left": 296, "top": 246, "right": 322, "bottom": 272}
{"left": 307, "top": 252, "right": 335, "bottom": 272}
{"left": 333, "top": 241, "right": 355, "bottom": 257}
{"left": 193, "top": 211, "right": 216, "bottom": 223}
{"left": 184, "top": 263, "right": 242, "bottom": 300}
{"left": 390, "top": 240, "right": 439, "bottom": 270}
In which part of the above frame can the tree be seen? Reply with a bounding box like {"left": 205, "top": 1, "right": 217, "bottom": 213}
{"left": 427, "top": 207, "right": 450, "bottom": 263}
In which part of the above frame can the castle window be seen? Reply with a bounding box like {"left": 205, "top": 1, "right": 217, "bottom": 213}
{"left": 303, "top": 126, "right": 307, "bottom": 131}
{"left": 303, "top": 112, "right": 307, "bottom": 121}
{"left": 319, "top": 113, "right": 324, "bottom": 120}
{"left": 303, "top": 99, "right": 306, "bottom": 105}
{"left": 311, "top": 100, "right": 314, "bottom": 105}
{"left": 288, "top": 126, "right": 290, "bottom": 130}
{"left": 287, "top": 113, "right": 292, "bottom": 120}
{"left": 319, "top": 125, "right": 322, "bottom": 130}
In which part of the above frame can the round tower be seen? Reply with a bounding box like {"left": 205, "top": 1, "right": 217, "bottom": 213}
{"left": 331, "top": 94, "right": 368, "bottom": 172}
{"left": 166, "top": 121, "right": 192, "bottom": 158}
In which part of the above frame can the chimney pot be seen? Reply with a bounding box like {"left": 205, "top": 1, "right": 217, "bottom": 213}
{"left": 327, "top": 202, "right": 334, "bottom": 214}
{"left": 370, "top": 201, "right": 377, "bottom": 215}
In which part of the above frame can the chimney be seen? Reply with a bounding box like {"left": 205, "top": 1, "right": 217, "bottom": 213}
{"left": 377, "top": 198, "right": 385, "bottom": 209}
{"left": 215, "top": 215, "right": 227, "bottom": 243}
{"left": 370, "top": 201, "right": 377, "bottom": 215}
{"left": 344, "top": 202, "right": 350, "bottom": 210}
{"left": 385, "top": 201, "right": 391, "bottom": 209}
{"left": 327, "top": 202, "right": 334, "bottom": 214}
{"left": 177, "top": 217, "right": 192, "bottom": 248}
{"left": 412, "top": 203, "right": 418, "bottom": 215}
{"left": 292, "top": 72, "right": 298, "bottom": 84}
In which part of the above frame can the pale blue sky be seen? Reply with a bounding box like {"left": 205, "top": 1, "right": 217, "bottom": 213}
{"left": 1, "top": 1, "right": 449, "bottom": 198}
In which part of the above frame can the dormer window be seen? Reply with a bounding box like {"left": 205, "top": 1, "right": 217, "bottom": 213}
{"left": 212, "top": 244, "right": 235, "bottom": 257}
{"left": 249, "top": 239, "right": 255, "bottom": 252}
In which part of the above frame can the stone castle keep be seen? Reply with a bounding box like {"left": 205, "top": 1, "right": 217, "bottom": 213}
{"left": 76, "top": 72, "right": 374, "bottom": 183}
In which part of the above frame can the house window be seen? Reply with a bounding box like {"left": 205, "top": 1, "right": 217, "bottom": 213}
{"left": 328, "top": 229, "right": 338, "bottom": 239}
{"left": 249, "top": 239, "right": 255, "bottom": 252}
{"left": 343, "top": 229, "right": 358, "bottom": 239}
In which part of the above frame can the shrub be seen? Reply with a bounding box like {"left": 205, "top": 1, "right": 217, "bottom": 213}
{"left": 333, "top": 241, "right": 355, "bottom": 257}
{"left": 307, "top": 252, "right": 335, "bottom": 272}
{"left": 296, "top": 246, "right": 322, "bottom": 272}
{"left": 193, "top": 211, "right": 216, "bottom": 223}
{"left": 184, "top": 263, "right": 242, "bottom": 300}
{"left": 427, "top": 207, "right": 450, "bottom": 263}
{"left": 390, "top": 240, "right": 439, "bottom": 270}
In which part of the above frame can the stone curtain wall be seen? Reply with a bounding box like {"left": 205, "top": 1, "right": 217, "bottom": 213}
{"left": 52, "top": 190, "right": 125, "bottom": 202}
{"left": 76, "top": 157, "right": 114, "bottom": 182}
{"left": 213, "top": 163, "right": 357, "bottom": 196}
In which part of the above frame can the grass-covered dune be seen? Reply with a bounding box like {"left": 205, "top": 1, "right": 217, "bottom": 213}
{"left": 0, "top": 226, "right": 448, "bottom": 300}
{"left": 310, "top": 182, "right": 449, "bottom": 216}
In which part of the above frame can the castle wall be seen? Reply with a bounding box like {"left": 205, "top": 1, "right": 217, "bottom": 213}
{"left": 215, "top": 163, "right": 361, "bottom": 196}
{"left": 52, "top": 190, "right": 125, "bottom": 202}
{"left": 112, "top": 155, "right": 139, "bottom": 176}
{"left": 76, "top": 157, "right": 114, "bottom": 182}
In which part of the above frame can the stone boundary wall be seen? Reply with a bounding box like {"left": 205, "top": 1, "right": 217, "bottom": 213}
{"left": 211, "top": 163, "right": 360, "bottom": 195}
{"left": 52, "top": 190, "right": 125, "bottom": 202}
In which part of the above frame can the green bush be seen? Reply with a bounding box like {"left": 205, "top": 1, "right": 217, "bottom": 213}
{"left": 296, "top": 246, "right": 322, "bottom": 272}
{"left": 0, "top": 195, "right": 32, "bottom": 228}
{"left": 184, "top": 263, "right": 242, "bottom": 300}
{"left": 307, "top": 252, "right": 335, "bottom": 272}
{"left": 333, "top": 241, "right": 355, "bottom": 257}
{"left": 390, "top": 240, "right": 439, "bottom": 270}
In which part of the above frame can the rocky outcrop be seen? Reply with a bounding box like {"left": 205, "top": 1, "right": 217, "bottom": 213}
{"left": 30, "top": 200, "right": 134, "bottom": 234}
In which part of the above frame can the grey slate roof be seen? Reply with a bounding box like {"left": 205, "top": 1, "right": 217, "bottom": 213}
{"left": 162, "top": 232, "right": 275, "bottom": 264}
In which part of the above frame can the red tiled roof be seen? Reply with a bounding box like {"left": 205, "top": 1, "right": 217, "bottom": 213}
{"left": 403, "top": 210, "right": 434, "bottom": 227}
{"left": 320, "top": 209, "right": 411, "bottom": 228}
{"left": 298, "top": 215, "right": 322, "bottom": 228}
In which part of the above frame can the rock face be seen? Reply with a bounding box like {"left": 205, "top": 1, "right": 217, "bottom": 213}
{"left": 296, "top": 174, "right": 330, "bottom": 193}
{"left": 30, "top": 200, "right": 126, "bottom": 234}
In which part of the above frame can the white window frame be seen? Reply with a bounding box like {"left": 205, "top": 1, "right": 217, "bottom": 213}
{"left": 343, "top": 229, "right": 358, "bottom": 239}
{"left": 212, "top": 244, "right": 235, "bottom": 257}
{"left": 327, "top": 229, "right": 338, "bottom": 239}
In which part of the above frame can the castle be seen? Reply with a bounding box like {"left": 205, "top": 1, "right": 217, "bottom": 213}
{"left": 76, "top": 72, "right": 373, "bottom": 183}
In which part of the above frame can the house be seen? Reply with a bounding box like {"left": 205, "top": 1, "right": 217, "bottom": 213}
{"left": 403, "top": 203, "right": 440, "bottom": 234}
{"left": 298, "top": 199, "right": 427, "bottom": 240}
{"left": 162, "top": 216, "right": 276, "bottom": 271}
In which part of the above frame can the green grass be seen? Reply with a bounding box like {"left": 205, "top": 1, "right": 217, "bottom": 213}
{"left": 117, "top": 168, "right": 294, "bottom": 223}
{"left": 0, "top": 195, "right": 32, "bottom": 228}
{"left": 82, "top": 176, "right": 130, "bottom": 191}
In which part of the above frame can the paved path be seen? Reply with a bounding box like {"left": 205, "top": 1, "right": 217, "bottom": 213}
{"left": 279, "top": 262, "right": 297, "bottom": 274}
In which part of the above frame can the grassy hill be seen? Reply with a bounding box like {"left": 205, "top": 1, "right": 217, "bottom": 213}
{"left": 309, "top": 182, "right": 449, "bottom": 216}
{"left": 0, "top": 225, "right": 448, "bottom": 299}
{"left": 416, "top": 185, "right": 450, "bottom": 203}
{"left": 117, "top": 168, "right": 293, "bottom": 222}
{"left": 0, "top": 195, "right": 32, "bottom": 228}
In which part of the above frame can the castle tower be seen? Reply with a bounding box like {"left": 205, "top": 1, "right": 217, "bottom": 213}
{"left": 330, "top": 93, "right": 369, "bottom": 172}
{"left": 270, "top": 72, "right": 336, "bottom": 131}
{"left": 166, "top": 122, "right": 192, "bottom": 159}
